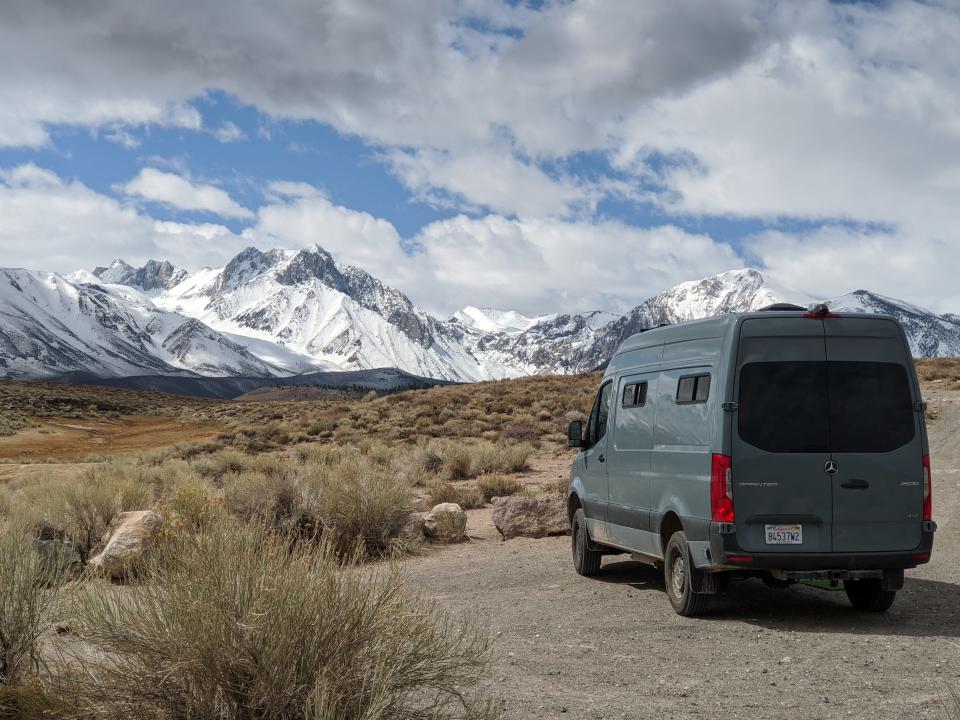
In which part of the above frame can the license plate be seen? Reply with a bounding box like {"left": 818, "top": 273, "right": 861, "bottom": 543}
{"left": 765, "top": 524, "right": 802, "bottom": 545}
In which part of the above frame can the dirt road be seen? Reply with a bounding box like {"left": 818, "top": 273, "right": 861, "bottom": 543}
{"left": 406, "top": 389, "right": 960, "bottom": 720}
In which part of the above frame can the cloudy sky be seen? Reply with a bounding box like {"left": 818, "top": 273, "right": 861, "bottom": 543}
{"left": 1, "top": 0, "right": 959, "bottom": 317}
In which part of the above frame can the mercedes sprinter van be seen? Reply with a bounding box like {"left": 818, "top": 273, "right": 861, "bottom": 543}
{"left": 566, "top": 305, "right": 935, "bottom": 616}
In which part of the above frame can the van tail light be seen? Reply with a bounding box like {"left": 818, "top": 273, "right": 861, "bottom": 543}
{"left": 922, "top": 454, "right": 932, "bottom": 521}
{"left": 711, "top": 454, "right": 734, "bottom": 523}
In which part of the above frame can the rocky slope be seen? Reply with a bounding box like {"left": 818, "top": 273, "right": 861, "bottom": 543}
{"left": 0, "top": 268, "right": 283, "bottom": 378}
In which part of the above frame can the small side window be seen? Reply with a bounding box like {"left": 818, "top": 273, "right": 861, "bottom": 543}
{"left": 694, "top": 375, "right": 710, "bottom": 403}
{"left": 676, "top": 373, "right": 710, "bottom": 405}
{"left": 621, "top": 381, "right": 648, "bottom": 408}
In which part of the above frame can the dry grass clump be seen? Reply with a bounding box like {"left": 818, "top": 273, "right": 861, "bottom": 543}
{"left": 301, "top": 454, "right": 414, "bottom": 559}
{"left": 3, "top": 467, "right": 151, "bottom": 563}
{"left": 426, "top": 482, "right": 484, "bottom": 510}
{"left": 66, "top": 519, "right": 498, "bottom": 720}
{"left": 224, "top": 470, "right": 308, "bottom": 536}
{"left": 0, "top": 519, "right": 68, "bottom": 705}
{"left": 916, "top": 357, "right": 960, "bottom": 389}
{"left": 0, "top": 411, "right": 32, "bottom": 438}
{"left": 476, "top": 474, "right": 522, "bottom": 502}
{"left": 403, "top": 440, "right": 534, "bottom": 486}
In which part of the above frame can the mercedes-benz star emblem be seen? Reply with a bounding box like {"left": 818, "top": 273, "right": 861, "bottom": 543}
{"left": 824, "top": 460, "right": 839, "bottom": 476}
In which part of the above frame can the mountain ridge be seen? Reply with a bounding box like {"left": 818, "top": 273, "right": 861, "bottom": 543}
{"left": 3, "top": 249, "right": 958, "bottom": 382}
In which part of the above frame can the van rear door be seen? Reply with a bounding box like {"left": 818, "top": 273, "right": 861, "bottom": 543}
{"left": 824, "top": 318, "right": 923, "bottom": 553}
{"left": 732, "top": 319, "right": 833, "bottom": 554}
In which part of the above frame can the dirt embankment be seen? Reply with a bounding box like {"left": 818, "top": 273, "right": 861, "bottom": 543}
{"left": 406, "top": 388, "right": 960, "bottom": 720}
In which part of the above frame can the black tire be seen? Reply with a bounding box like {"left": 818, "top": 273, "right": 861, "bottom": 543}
{"left": 571, "top": 508, "right": 602, "bottom": 577}
{"left": 663, "top": 531, "right": 710, "bottom": 617}
{"left": 844, "top": 579, "right": 897, "bottom": 612}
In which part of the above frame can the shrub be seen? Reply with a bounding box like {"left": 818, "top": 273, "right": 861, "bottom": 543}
{"left": 191, "top": 449, "right": 248, "bottom": 484}
{"left": 442, "top": 444, "right": 473, "bottom": 481}
{"left": 66, "top": 520, "right": 498, "bottom": 720}
{"left": 169, "top": 477, "right": 221, "bottom": 531}
{"left": 302, "top": 458, "right": 413, "bottom": 559}
{"left": 426, "top": 482, "right": 484, "bottom": 510}
{"left": 62, "top": 469, "right": 152, "bottom": 562}
{"left": 224, "top": 471, "right": 311, "bottom": 537}
{"left": 477, "top": 474, "right": 522, "bottom": 502}
{"left": 501, "top": 442, "right": 534, "bottom": 472}
{"left": 0, "top": 520, "right": 66, "bottom": 690}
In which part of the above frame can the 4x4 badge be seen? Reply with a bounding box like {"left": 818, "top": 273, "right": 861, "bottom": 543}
{"left": 824, "top": 460, "right": 839, "bottom": 476}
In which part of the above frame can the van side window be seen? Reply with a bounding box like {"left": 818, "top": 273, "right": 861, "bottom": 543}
{"left": 676, "top": 373, "right": 710, "bottom": 405}
{"left": 588, "top": 381, "right": 613, "bottom": 444}
{"left": 621, "top": 382, "right": 648, "bottom": 408}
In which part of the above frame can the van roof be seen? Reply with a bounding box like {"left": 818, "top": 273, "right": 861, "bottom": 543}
{"left": 614, "top": 309, "right": 900, "bottom": 356}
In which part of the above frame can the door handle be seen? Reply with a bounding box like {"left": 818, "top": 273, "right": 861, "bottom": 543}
{"left": 840, "top": 479, "right": 869, "bottom": 490}
{"left": 598, "top": 454, "right": 606, "bottom": 463}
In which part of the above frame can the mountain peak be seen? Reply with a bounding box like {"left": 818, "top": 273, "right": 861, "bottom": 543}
{"left": 92, "top": 258, "right": 185, "bottom": 292}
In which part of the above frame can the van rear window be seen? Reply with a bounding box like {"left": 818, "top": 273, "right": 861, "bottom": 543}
{"left": 738, "top": 361, "right": 915, "bottom": 453}
{"left": 828, "top": 362, "right": 915, "bottom": 453}
{"left": 738, "top": 362, "right": 830, "bottom": 453}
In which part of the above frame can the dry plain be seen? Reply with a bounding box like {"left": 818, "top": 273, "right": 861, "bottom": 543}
{"left": 0, "top": 367, "right": 957, "bottom": 719}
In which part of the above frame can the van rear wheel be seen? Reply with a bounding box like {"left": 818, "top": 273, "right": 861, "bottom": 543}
{"left": 571, "top": 508, "right": 602, "bottom": 577}
{"left": 664, "top": 531, "right": 710, "bottom": 617}
{"left": 844, "top": 579, "right": 897, "bottom": 612}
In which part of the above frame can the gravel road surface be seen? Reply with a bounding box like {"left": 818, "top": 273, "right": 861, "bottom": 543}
{"left": 405, "top": 388, "right": 960, "bottom": 720}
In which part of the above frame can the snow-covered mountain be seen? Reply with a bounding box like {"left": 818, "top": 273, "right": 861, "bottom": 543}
{"left": 91, "top": 258, "right": 187, "bottom": 293}
{"left": 449, "top": 307, "right": 550, "bottom": 334}
{"left": 153, "top": 245, "right": 497, "bottom": 381}
{"left": 0, "top": 268, "right": 286, "bottom": 378}
{"left": 3, "top": 250, "right": 957, "bottom": 383}
{"left": 829, "top": 289, "right": 960, "bottom": 357}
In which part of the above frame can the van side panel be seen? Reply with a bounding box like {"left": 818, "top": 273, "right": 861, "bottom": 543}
{"left": 649, "top": 340, "right": 720, "bottom": 556}
{"left": 606, "top": 371, "right": 660, "bottom": 555}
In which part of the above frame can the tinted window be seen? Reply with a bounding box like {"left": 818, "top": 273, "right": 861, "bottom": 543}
{"left": 739, "top": 362, "right": 830, "bottom": 453}
{"left": 829, "top": 362, "right": 914, "bottom": 453}
{"left": 588, "top": 381, "right": 613, "bottom": 444}
{"left": 621, "top": 382, "right": 648, "bottom": 408}
{"left": 596, "top": 382, "right": 612, "bottom": 441}
{"left": 694, "top": 375, "right": 710, "bottom": 403}
{"left": 738, "top": 361, "right": 915, "bottom": 453}
{"left": 676, "top": 374, "right": 710, "bottom": 404}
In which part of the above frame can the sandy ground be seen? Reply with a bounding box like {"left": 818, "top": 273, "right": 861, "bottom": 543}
{"left": 405, "top": 389, "right": 960, "bottom": 720}
{"left": 0, "top": 415, "right": 222, "bottom": 462}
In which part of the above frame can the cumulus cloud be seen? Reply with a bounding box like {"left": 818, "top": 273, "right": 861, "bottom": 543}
{"left": 5, "top": 163, "right": 960, "bottom": 318}
{"left": 2, "top": 0, "right": 960, "bottom": 316}
{"left": 0, "top": 164, "right": 248, "bottom": 271}
{"left": 213, "top": 121, "right": 246, "bottom": 143}
{"left": 2, "top": 0, "right": 959, "bottom": 232}
{"left": 123, "top": 168, "right": 254, "bottom": 220}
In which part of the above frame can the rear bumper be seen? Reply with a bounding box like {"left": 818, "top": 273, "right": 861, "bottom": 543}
{"left": 708, "top": 521, "right": 935, "bottom": 571}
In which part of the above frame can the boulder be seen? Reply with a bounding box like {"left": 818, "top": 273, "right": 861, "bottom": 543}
{"left": 491, "top": 495, "right": 569, "bottom": 540}
{"left": 88, "top": 510, "right": 162, "bottom": 579}
{"left": 422, "top": 503, "right": 467, "bottom": 544}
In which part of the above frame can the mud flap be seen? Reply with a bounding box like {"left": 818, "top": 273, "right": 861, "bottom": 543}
{"left": 881, "top": 568, "right": 904, "bottom": 591}
{"left": 689, "top": 556, "right": 722, "bottom": 595}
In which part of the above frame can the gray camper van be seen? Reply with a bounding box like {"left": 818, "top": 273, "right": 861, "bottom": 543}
{"left": 566, "top": 305, "right": 935, "bottom": 616}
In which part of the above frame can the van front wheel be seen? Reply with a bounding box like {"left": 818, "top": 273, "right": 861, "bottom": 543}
{"left": 571, "top": 508, "right": 602, "bottom": 577}
{"left": 844, "top": 579, "right": 897, "bottom": 612}
{"left": 664, "top": 531, "right": 710, "bottom": 617}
